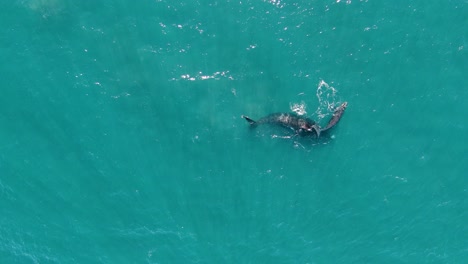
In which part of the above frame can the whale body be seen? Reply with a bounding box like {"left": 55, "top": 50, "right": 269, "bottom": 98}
{"left": 242, "top": 102, "right": 347, "bottom": 137}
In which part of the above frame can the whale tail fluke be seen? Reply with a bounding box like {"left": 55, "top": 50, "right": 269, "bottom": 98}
{"left": 242, "top": 115, "right": 257, "bottom": 125}
{"left": 321, "top": 102, "right": 348, "bottom": 132}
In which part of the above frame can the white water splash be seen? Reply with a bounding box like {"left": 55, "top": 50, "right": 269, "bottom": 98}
{"left": 173, "top": 71, "right": 233, "bottom": 81}
{"left": 289, "top": 80, "right": 342, "bottom": 120}
{"left": 315, "top": 80, "right": 340, "bottom": 121}
{"left": 290, "top": 101, "right": 307, "bottom": 115}
{"left": 264, "top": 0, "right": 285, "bottom": 8}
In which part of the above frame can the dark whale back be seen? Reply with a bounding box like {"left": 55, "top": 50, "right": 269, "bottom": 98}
{"left": 258, "top": 113, "right": 320, "bottom": 136}
{"left": 241, "top": 113, "right": 320, "bottom": 136}
{"left": 242, "top": 102, "right": 347, "bottom": 138}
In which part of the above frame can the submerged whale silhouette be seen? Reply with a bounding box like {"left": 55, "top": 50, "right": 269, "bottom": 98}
{"left": 242, "top": 102, "right": 347, "bottom": 137}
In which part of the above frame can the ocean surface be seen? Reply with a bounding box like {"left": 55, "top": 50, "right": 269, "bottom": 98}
{"left": 1, "top": 0, "right": 467, "bottom": 263}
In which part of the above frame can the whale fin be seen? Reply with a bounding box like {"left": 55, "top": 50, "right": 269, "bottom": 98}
{"left": 241, "top": 115, "right": 257, "bottom": 125}
{"left": 312, "top": 124, "right": 321, "bottom": 138}
{"left": 322, "top": 102, "right": 347, "bottom": 132}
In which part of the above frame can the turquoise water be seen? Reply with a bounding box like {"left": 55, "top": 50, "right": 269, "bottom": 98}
{"left": 1, "top": 0, "right": 467, "bottom": 263}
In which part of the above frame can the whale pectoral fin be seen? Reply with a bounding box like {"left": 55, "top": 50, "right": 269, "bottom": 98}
{"left": 322, "top": 102, "right": 348, "bottom": 132}
{"left": 241, "top": 115, "right": 257, "bottom": 125}
{"left": 312, "top": 125, "right": 321, "bottom": 138}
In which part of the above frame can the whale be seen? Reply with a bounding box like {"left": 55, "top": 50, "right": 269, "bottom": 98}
{"left": 242, "top": 102, "right": 347, "bottom": 137}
